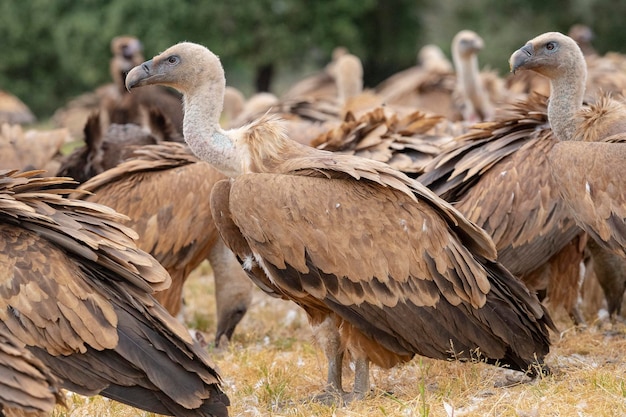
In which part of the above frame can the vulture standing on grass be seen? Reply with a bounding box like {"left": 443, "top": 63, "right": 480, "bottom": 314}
{"left": 126, "top": 41, "right": 555, "bottom": 402}
{"left": 0, "top": 170, "right": 229, "bottom": 416}
{"left": 510, "top": 32, "right": 626, "bottom": 257}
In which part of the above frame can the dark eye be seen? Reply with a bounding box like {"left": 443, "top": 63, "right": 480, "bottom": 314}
{"left": 546, "top": 41, "right": 556, "bottom": 51}
{"left": 166, "top": 55, "right": 179, "bottom": 64}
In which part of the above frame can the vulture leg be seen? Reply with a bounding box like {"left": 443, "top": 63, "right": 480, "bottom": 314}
{"left": 587, "top": 238, "right": 626, "bottom": 321}
{"left": 210, "top": 238, "right": 254, "bottom": 346}
{"left": 350, "top": 356, "right": 370, "bottom": 401}
{"left": 311, "top": 317, "right": 346, "bottom": 403}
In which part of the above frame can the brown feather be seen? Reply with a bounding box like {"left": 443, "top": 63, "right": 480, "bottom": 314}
{"left": 0, "top": 170, "right": 229, "bottom": 416}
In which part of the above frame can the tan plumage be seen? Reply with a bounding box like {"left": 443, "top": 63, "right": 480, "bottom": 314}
{"left": 0, "top": 123, "right": 69, "bottom": 175}
{"left": 0, "top": 329, "right": 64, "bottom": 417}
{"left": 419, "top": 93, "right": 586, "bottom": 322}
{"left": 233, "top": 52, "right": 381, "bottom": 146}
{"left": 375, "top": 44, "right": 458, "bottom": 119}
{"left": 376, "top": 31, "right": 505, "bottom": 123}
{"left": 0, "top": 91, "right": 36, "bottom": 125}
{"left": 279, "top": 46, "right": 350, "bottom": 103}
{"left": 67, "top": 131, "right": 252, "bottom": 343}
{"left": 0, "top": 170, "right": 229, "bottom": 416}
{"left": 58, "top": 104, "right": 251, "bottom": 346}
{"left": 126, "top": 41, "right": 554, "bottom": 401}
{"left": 311, "top": 107, "right": 454, "bottom": 176}
{"left": 451, "top": 30, "right": 498, "bottom": 122}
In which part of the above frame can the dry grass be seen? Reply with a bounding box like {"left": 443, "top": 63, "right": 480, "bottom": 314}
{"left": 53, "top": 263, "right": 626, "bottom": 417}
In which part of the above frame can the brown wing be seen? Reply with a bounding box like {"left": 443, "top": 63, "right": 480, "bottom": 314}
{"left": 221, "top": 172, "right": 552, "bottom": 371}
{"left": 0, "top": 329, "right": 63, "bottom": 415}
{"left": 78, "top": 142, "right": 224, "bottom": 314}
{"left": 79, "top": 142, "right": 221, "bottom": 273}
{"left": 420, "top": 94, "right": 582, "bottom": 275}
{"left": 0, "top": 170, "right": 229, "bottom": 417}
{"left": 549, "top": 139, "right": 626, "bottom": 256}
{"left": 311, "top": 107, "right": 453, "bottom": 175}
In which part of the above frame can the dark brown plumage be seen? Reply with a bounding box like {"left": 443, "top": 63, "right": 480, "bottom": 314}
{"left": 419, "top": 93, "right": 586, "bottom": 322}
{"left": 0, "top": 328, "right": 64, "bottom": 416}
{"left": 56, "top": 107, "right": 182, "bottom": 182}
{"left": 125, "top": 41, "right": 555, "bottom": 402}
{"left": 0, "top": 170, "right": 229, "bottom": 416}
{"left": 586, "top": 238, "right": 626, "bottom": 318}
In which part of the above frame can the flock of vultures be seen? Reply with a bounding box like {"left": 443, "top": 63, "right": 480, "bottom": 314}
{"left": 1, "top": 23, "right": 626, "bottom": 416}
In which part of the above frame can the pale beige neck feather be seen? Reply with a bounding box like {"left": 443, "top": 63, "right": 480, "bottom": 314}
{"left": 547, "top": 56, "right": 587, "bottom": 142}
{"left": 183, "top": 80, "right": 242, "bottom": 177}
{"left": 454, "top": 52, "right": 492, "bottom": 121}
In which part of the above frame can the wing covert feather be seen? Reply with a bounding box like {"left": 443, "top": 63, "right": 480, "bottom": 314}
{"left": 228, "top": 173, "right": 491, "bottom": 309}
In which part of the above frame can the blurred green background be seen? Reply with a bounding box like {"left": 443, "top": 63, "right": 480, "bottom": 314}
{"left": 1, "top": 0, "right": 624, "bottom": 120}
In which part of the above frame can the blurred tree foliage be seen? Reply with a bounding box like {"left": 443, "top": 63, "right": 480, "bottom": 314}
{"left": 0, "top": 0, "right": 624, "bottom": 120}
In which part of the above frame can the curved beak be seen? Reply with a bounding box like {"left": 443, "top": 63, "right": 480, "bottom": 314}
{"left": 125, "top": 59, "right": 154, "bottom": 91}
{"left": 509, "top": 43, "right": 534, "bottom": 74}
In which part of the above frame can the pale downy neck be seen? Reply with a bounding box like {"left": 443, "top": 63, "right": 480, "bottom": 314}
{"left": 455, "top": 51, "right": 492, "bottom": 121}
{"left": 182, "top": 79, "right": 242, "bottom": 177}
{"left": 547, "top": 59, "right": 587, "bottom": 142}
{"left": 334, "top": 55, "right": 363, "bottom": 104}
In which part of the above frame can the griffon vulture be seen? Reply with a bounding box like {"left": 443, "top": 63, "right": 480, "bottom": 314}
{"left": 419, "top": 93, "right": 586, "bottom": 322}
{"left": 125, "top": 41, "right": 554, "bottom": 402}
{"left": 0, "top": 170, "right": 229, "bottom": 416}
{"left": 510, "top": 32, "right": 626, "bottom": 257}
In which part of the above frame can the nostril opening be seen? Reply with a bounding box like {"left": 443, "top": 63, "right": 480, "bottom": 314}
{"left": 142, "top": 63, "right": 150, "bottom": 73}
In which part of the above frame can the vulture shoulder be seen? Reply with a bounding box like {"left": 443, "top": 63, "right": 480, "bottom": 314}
{"left": 549, "top": 138, "right": 626, "bottom": 254}
{"left": 419, "top": 93, "right": 582, "bottom": 274}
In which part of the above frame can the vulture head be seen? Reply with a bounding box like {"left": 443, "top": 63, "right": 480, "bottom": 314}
{"left": 110, "top": 36, "right": 145, "bottom": 88}
{"left": 125, "top": 42, "right": 224, "bottom": 97}
{"left": 452, "top": 30, "right": 484, "bottom": 60}
{"left": 509, "top": 32, "right": 585, "bottom": 79}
